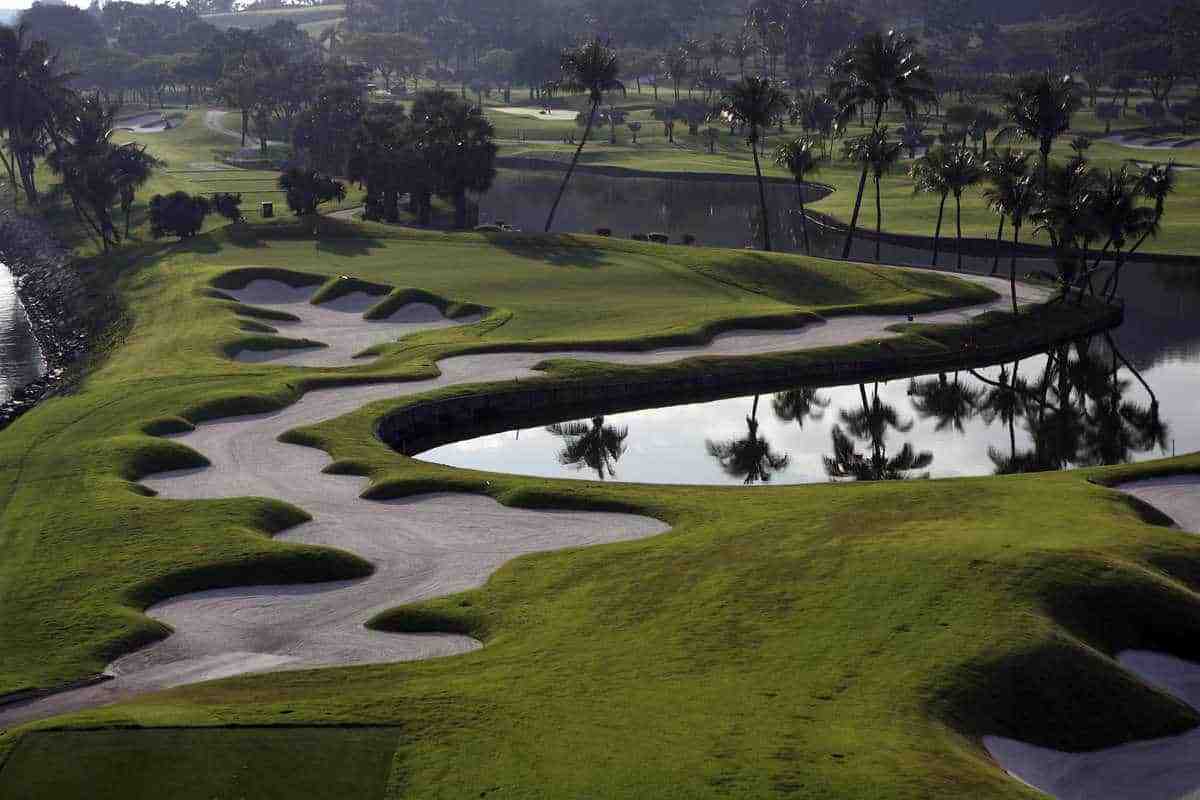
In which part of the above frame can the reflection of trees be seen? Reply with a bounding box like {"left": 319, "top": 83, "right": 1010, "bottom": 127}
{"left": 706, "top": 395, "right": 790, "bottom": 484}
{"left": 772, "top": 387, "right": 829, "bottom": 428}
{"left": 823, "top": 383, "right": 933, "bottom": 481}
{"left": 545, "top": 416, "right": 629, "bottom": 479}
{"left": 971, "top": 336, "right": 1168, "bottom": 474}
{"left": 907, "top": 372, "right": 981, "bottom": 433}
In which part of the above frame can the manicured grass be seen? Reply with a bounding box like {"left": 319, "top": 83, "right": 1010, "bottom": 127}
{"left": 0, "top": 221, "right": 1188, "bottom": 798}
{"left": 0, "top": 224, "right": 993, "bottom": 696}
{"left": 0, "top": 727, "right": 399, "bottom": 799}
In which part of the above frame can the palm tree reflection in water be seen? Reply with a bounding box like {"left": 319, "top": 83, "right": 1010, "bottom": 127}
{"left": 823, "top": 383, "right": 934, "bottom": 481}
{"left": 706, "top": 395, "right": 791, "bottom": 484}
{"left": 545, "top": 416, "right": 629, "bottom": 480}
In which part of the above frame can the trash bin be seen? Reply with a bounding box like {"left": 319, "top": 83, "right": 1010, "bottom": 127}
{"left": 260, "top": 201, "right": 273, "bottom": 219}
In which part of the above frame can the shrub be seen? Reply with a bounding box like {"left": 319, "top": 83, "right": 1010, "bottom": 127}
{"left": 595, "top": 227, "right": 612, "bottom": 236}
{"left": 211, "top": 192, "right": 243, "bottom": 222}
{"left": 278, "top": 167, "right": 346, "bottom": 217}
{"left": 149, "top": 192, "right": 210, "bottom": 239}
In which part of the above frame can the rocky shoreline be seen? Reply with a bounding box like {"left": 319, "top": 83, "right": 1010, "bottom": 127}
{"left": 0, "top": 208, "right": 92, "bottom": 431}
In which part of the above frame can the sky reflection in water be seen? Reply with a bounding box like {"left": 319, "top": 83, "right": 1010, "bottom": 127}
{"left": 421, "top": 339, "right": 1181, "bottom": 486}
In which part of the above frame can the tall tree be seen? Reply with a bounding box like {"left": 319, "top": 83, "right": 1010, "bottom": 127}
{"left": 543, "top": 39, "right": 622, "bottom": 233}
{"left": 1000, "top": 71, "right": 1080, "bottom": 187}
{"left": 942, "top": 146, "right": 984, "bottom": 271}
{"left": 831, "top": 31, "right": 935, "bottom": 259}
{"left": 845, "top": 128, "right": 903, "bottom": 263}
{"left": 721, "top": 75, "right": 790, "bottom": 252}
{"left": 411, "top": 88, "right": 497, "bottom": 229}
{"left": 982, "top": 151, "right": 1036, "bottom": 313}
{"left": 774, "top": 135, "right": 820, "bottom": 254}
{"left": 910, "top": 146, "right": 952, "bottom": 267}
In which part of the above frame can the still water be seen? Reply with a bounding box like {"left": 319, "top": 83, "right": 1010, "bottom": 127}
{"left": 425, "top": 170, "right": 1200, "bottom": 485}
{"left": 0, "top": 261, "right": 45, "bottom": 405}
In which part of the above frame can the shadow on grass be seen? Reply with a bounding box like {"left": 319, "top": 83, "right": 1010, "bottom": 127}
{"left": 484, "top": 231, "right": 611, "bottom": 268}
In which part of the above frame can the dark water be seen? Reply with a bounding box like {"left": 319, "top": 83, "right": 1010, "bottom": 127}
{"left": 424, "top": 170, "right": 1200, "bottom": 485}
{"left": 0, "top": 262, "right": 45, "bottom": 405}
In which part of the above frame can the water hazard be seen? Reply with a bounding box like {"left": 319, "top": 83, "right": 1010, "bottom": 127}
{"left": 430, "top": 169, "right": 1200, "bottom": 485}
{"left": 0, "top": 261, "right": 45, "bottom": 405}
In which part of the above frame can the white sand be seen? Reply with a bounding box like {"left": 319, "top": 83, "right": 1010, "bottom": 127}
{"left": 986, "top": 475, "right": 1200, "bottom": 799}
{"left": 0, "top": 270, "right": 1050, "bottom": 727}
{"left": 489, "top": 106, "right": 578, "bottom": 121}
{"left": 225, "top": 280, "right": 483, "bottom": 367}
{"left": 1101, "top": 133, "right": 1200, "bottom": 151}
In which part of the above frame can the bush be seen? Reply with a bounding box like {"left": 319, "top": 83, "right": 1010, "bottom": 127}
{"left": 211, "top": 192, "right": 243, "bottom": 222}
{"left": 149, "top": 192, "right": 210, "bottom": 239}
{"left": 681, "top": 233, "right": 697, "bottom": 245}
{"left": 595, "top": 227, "right": 612, "bottom": 236}
{"left": 278, "top": 167, "right": 346, "bottom": 217}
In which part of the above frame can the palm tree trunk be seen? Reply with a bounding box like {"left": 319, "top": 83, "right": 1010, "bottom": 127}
{"left": 990, "top": 215, "right": 1005, "bottom": 275}
{"left": 931, "top": 193, "right": 946, "bottom": 266}
{"left": 796, "top": 181, "right": 810, "bottom": 255}
{"left": 874, "top": 174, "right": 882, "bottom": 263}
{"left": 751, "top": 131, "right": 772, "bottom": 251}
{"left": 241, "top": 108, "right": 247, "bottom": 147}
{"left": 1009, "top": 224, "right": 1021, "bottom": 315}
{"left": 1105, "top": 249, "right": 1125, "bottom": 301}
{"left": 842, "top": 162, "right": 869, "bottom": 259}
{"left": 544, "top": 101, "right": 597, "bottom": 233}
{"left": 954, "top": 192, "right": 963, "bottom": 270}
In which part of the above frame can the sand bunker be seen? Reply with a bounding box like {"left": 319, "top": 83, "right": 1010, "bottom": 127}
{"left": 224, "top": 280, "right": 483, "bottom": 367}
{"left": 1103, "top": 133, "right": 1200, "bottom": 151}
{"left": 490, "top": 106, "right": 578, "bottom": 121}
{"left": 986, "top": 474, "right": 1200, "bottom": 799}
{"left": 0, "top": 270, "right": 1051, "bottom": 727}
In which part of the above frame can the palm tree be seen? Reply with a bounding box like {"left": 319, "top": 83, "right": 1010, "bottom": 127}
{"left": 943, "top": 146, "right": 984, "bottom": 271}
{"left": 830, "top": 30, "right": 935, "bottom": 259}
{"left": 983, "top": 164, "right": 1037, "bottom": 314}
{"left": 721, "top": 76, "right": 790, "bottom": 252}
{"left": 982, "top": 148, "right": 1031, "bottom": 276}
{"left": 543, "top": 39, "right": 622, "bottom": 233}
{"left": 845, "top": 128, "right": 903, "bottom": 263}
{"left": 1084, "top": 167, "right": 1157, "bottom": 301}
{"left": 910, "top": 146, "right": 952, "bottom": 266}
{"left": 1032, "top": 159, "right": 1099, "bottom": 292}
{"left": 0, "top": 23, "right": 71, "bottom": 206}
{"left": 546, "top": 416, "right": 629, "bottom": 480}
{"left": 772, "top": 387, "right": 829, "bottom": 427}
{"left": 1000, "top": 72, "right": 1081, "bottom": 187}
{"left": 705, "top": 395, "right": 790, "bottom": 484}
{"left": 112, "top": 143, "right": 161, "bottom": 240}
{"left": 773, "top": 135, "right": 821, "bottom": 254}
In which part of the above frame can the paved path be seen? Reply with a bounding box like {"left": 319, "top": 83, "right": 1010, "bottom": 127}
{"left": 0, "top": 271, "right": 1048, "bottom": 727}
{"left": 986, "top": 474, "right": 1200, "bottom": 800}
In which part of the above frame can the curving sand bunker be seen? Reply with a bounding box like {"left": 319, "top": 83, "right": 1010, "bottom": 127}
{"left": 986, "top": 474, "right": 1200, "bottom": 800}
{"left": 224, "top": 280, "right": 483, "bottom": 367}
{"left": 0, "top": 271, "right": 1051, "bottom": 727}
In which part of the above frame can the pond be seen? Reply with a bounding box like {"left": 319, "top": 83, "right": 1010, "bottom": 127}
{"left": 0, "top": 261, "right": 45, "bottom": 405}
{"left": 423, "top": 169, "right": 1200, "bottom": 485}
{"left": 418, "top": 337, "right": 1189, "bottom": 485}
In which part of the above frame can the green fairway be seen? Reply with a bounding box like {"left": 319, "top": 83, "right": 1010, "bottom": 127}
{"left": 0, "top": 727, "right": 399, "bottom": 799}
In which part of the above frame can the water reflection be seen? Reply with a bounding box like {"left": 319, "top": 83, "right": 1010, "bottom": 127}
{"left": 420, "top": 335, "right": 1174, "bottom": 486}
{"left": 825, "top": 384, "right": 934, "bottom": 481}
{"left": 545, "top": 415, "right": 629, "bottom": 480}
{"left": 0, "top": 261, "right": 45, "bottom": 405}
{"left": 705, "top": 395, "right": 790, "bottom": 484}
